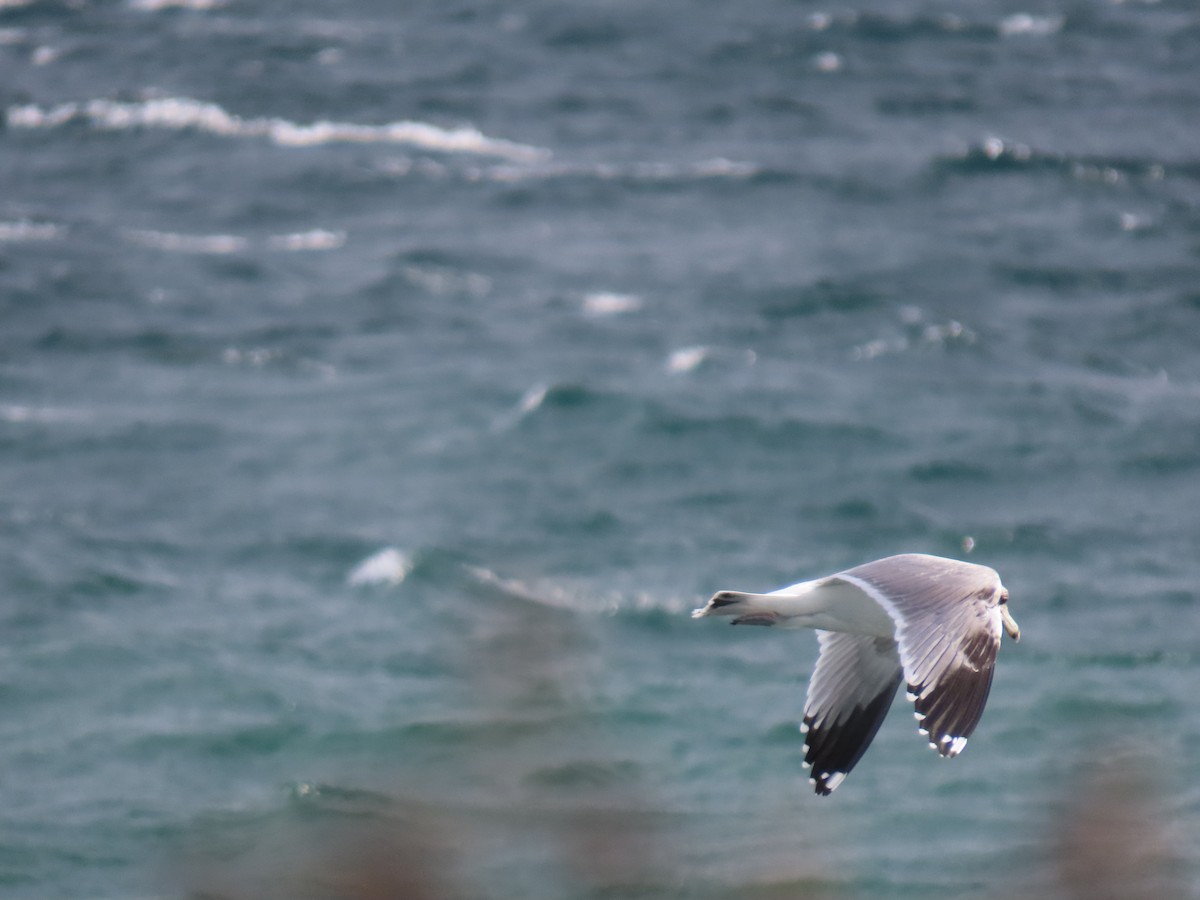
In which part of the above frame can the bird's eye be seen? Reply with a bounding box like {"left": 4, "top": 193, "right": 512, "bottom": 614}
{"left": 999, "top": 592, "right": 1008, "bottom": 605}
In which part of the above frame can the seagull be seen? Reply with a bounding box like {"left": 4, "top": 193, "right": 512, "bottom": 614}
{"left": 692, "top": 553, "right": 1020, "bottom": 795}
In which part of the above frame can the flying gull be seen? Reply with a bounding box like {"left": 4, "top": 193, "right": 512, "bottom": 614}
{"left": 692, "top": 553, "right": 1020, "bottom": 795}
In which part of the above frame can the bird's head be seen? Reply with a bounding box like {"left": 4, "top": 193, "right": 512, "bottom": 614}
{"left": 997, "top": 588, "right": 1020, "bottom": 642}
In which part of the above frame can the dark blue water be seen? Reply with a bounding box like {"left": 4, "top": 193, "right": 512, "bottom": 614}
{"left": 2, "top": 1, "right": 1199, "bottom": 897}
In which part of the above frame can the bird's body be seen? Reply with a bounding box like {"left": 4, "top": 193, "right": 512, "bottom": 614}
{"left": 692, "top": 553, "right": 1020, "bottom": 795}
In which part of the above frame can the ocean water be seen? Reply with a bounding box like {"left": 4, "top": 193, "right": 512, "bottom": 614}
{"left": 2, "top": 0, "right": 1199, "bottom": 896}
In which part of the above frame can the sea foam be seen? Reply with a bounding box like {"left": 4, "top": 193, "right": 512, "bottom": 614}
{"left": 122, "top": 228, "right": 345, "bottom": 254}
{"left": 347, "top": 548, "right": 413, "bottom": 587}
{"left": 6, "top": 97, "right": 552, "bottom": 162}
{"left": 0, "top": 220, "right": 61, "bottom": 242}
{"left": 129, "top": 0, "right": 227, "bottom": 9}
{"left": 124, "top": 229, "right": 249, "bottom": 254}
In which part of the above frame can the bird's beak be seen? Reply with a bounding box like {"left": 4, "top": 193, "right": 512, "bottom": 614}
{"left": 1000, "top": 605, "right": 1020, "bottom": 642}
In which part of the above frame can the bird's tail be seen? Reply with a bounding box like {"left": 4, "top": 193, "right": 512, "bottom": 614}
{"left": 691, "top": 591, "right": 784, "bottom": 627}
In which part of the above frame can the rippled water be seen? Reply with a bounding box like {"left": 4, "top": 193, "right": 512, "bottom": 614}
{"left": 2, "top": 1, "right": 1199, "bottom": 897}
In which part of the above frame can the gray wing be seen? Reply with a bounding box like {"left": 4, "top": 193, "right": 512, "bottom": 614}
{"left": 834, "top": 554, "right": 1004, "bottom": 758}
{"left": 801, "top": 631, "right": 903, "bottom": 795}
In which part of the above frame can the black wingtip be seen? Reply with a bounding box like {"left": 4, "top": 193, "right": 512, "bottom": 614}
{"left": 708, "top": 591, "right": 741, "bottom": 610}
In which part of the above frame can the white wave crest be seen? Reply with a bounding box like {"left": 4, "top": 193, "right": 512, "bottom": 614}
{"left": 402, "top": 264, "right": 491, "bottom": 297}
{"left": 0, "top": 404, "right": 88, "bottom": 424}
{"left": 0, "top": 220, "right": 61, "bottom": 242}
{"left": 852, "top": 314, "right": 977, "bottom": 361}
{"left": 32, "top": 46, "right": 60, "bottom": 66}
{"left": 6, "top": 97, "right": 552, "bottom": 162}
{"left": 492, "top": 383, "right": 549, "bottom": 432}
{"left": 347, "top": 547, "right": 413, "bottom": 587}
{"left": 124, "top": 229, "right": 249, "bottom": 254}
{"left": 665, "top": 346, "right": 710, "bottom": 374}
{"left": 473, "top": 156, "right": 758, "bottom": 185}
{"left": 267, "top": 229, "right": 346, "bottom": 251}
{"left": 999, "top": 13, "right": 1064, "bottom": 36}
{"left": 124, "top": 227, "right": 346, "bottom": 254}
{"left": 517, "top": 384, "right": 548, "bottom": 415}
{"left": 582, "top": 291, "right": 642, "bottom": 317}
{"left": 129, "top": 0, "right": 226, "bottom": 9}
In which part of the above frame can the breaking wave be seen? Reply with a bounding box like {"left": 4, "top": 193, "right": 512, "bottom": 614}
{"left": 6, "top": 96, "right": 552, "bottom": 163}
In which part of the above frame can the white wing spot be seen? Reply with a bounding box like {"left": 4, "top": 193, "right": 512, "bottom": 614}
{"left": 825, "top": 772, "right": 846, "bottom": 791}
{"left": 943, "top": 735, "right": 968, "bottom": 755}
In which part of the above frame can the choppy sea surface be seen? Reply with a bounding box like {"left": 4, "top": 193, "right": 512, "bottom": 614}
{"left": 3, "top": 1, "right": 1199, "bottom": 897}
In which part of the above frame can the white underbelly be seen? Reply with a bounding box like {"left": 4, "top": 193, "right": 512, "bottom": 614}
{"left": 769, "top": 578, "right": 896, "bottom": 637}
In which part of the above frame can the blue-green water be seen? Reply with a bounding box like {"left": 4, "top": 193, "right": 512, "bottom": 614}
{"left": 2, "top": 1, "right": 1199, "bottom": 897}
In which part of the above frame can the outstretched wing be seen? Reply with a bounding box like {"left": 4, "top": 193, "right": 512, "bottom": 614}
{"left": 802, "top": 631, "right": 903, "bottom": 795}
{"left": 834, "top": 555, "right": 1005, "bottom": 758}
